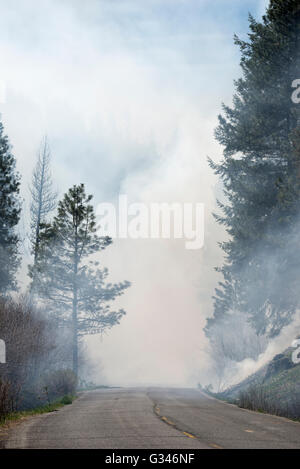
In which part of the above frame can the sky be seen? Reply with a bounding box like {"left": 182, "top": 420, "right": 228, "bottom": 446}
{"left": 0, "top": 0, "right": 270, "bottom": 386}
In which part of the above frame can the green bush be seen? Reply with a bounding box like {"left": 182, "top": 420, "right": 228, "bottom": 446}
{"left": 60, "top": 395, "right": 73, "bottom": 405}
{"left": 42, "top": 369, "right": 77, "bottom": 401}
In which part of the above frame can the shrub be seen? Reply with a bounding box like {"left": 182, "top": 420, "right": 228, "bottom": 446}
{"left": 238, "top": 384, "right": 280, "bottom": 414}
{"left": 60, "top": 395, "right": 73, "bottom": 405}
{"left": 0, "top": 296, "right": 59, "bottom": 411}
{"left": 0, "top": 379, "right": 11, "bottom": 421}
{"left": 0, "top": 297, "right": 81, "bottom": 414}
{"left": 42, "top": 369, "right": 77, "bottom": 400}
{"left": 238, "top": 383, "right": 300, "bottom": 419}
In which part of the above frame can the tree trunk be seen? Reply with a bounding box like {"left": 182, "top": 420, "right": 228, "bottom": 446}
{"left": 72, "top": 288, "right": 78, "bottom": 376}
{"left": 72, "top": 221, "right": 79, "bottom": 376}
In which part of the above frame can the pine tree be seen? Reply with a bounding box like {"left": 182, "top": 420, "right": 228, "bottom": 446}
{"left": 206, "top": 0, "right": 300, "bottom": 342}
{"left": 0, "top": 121, "right": 21, "bottom": 293}
{"left": 31, "top": 184, "right": 130, "bottom": 375}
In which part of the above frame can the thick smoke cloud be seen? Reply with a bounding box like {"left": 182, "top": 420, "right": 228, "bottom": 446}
{"left": 0, "top": 0, "right": 269, "bottom": 386}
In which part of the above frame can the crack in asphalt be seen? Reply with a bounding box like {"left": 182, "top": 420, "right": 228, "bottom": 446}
{"left": 150, "top": 397, "right": 221, "bottom": 449}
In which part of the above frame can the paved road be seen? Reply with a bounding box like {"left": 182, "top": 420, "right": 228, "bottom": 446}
{"left": 149, "top": 388, "right": 300, "bottom": 449}
{"left": 4, "top": 388, "right": 300, "bottom": 449}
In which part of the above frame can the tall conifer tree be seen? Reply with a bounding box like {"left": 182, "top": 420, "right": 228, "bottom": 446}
{"left": 31, "top": 184, "right": 130, "bottom": 375}
{"left": 206, "top": 1, "right": 300, "bottom": 342}
{"left": 0, "top": 121, "right": 21, "bottom": 293}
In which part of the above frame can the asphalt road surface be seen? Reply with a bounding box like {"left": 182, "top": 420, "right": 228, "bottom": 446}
{"left": 3, "top": 388, "right": 300, "bottom": 449}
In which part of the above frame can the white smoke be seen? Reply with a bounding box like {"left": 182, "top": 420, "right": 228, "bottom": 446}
{"left": 0, "top": 0, "right": 271, "bottom": 386}
{"left": 230, "top": 312, "right": 300, "bottom": 386}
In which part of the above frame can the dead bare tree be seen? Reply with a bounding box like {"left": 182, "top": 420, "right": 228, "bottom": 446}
{"left": 29, "top": 136, "right": 57, "bottom": 290}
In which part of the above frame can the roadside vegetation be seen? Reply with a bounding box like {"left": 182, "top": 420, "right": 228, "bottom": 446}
{"left": 0, "top": 395, "right": 76, "bottom": 427}
{"left": 203, "top": 345, "right": 300, "bottom": 421}
{"left": 0, "top": 297, "right": 78, "bottom": 422}
{"left": 237, "top": 353, "right": 300, "bottom": 420}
